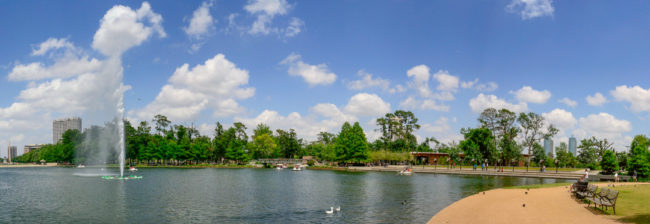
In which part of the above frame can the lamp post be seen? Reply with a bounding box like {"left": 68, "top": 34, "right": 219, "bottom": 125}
{"left": 555, "top": 159, "right": 559, "bottom": 174}
{"left": 460, "top": 158, "right": 463, "bottom": 170}
{"left": 421, "top": 157, "right": 426, "bottom": 169}
{"left": 434, "top": 158, "right": 438, "bottom": 170}
{"left": 447, "top": 158, "right": 450, "bottom": 169}
{"left": 512, "top": 159, "right": 516, "bottom": 172}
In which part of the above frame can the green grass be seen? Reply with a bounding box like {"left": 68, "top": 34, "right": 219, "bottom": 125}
{"left": 594, "top": 184, "right": 650, "bottom": 223}
{"left": 503, "top": 182, "right": 572, "bottom": 189}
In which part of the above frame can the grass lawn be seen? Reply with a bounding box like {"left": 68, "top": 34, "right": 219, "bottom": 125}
{"left": 595, "top": 184, "right": 650, "bottom": 223}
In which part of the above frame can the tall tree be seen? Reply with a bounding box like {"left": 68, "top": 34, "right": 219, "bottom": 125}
{"left": 460, "top": 127, "right": 496, "bottom": 164}
{"left": 517, "top": 112, "right": 558, "bottom": 166}
{"left": 153, "top": 114, "right": 171, "bottom": 135}
{"left": 600, "top": 150, "right": 618, "bottom": 175}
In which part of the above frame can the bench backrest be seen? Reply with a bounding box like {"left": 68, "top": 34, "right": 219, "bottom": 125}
{"left": 606, "top": 189, "right": 619, "bottom": 202}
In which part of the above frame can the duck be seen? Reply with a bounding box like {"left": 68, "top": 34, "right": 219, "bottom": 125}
{"left": 325, "top": 207, "right": 334, "bottom": 214}
{"left": 335, "top": 206, "right": 341, "bottom": 212}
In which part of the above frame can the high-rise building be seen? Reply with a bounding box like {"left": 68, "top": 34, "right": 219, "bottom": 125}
{"left": 53, "top": 117, "right": 82, "bottom": 144}
{"left": 24, "top": 144, "right": 45, "bottom": 154}
{"left": 569, "top": 136, "right": 577, "bottom": 156}
{"left": 544, "top": 137, "right": 554, "bottom": 157}
{"left": 8, "top": 143, "right": 17, "bottom": 163}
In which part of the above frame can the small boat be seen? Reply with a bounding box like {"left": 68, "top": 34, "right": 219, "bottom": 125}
{"left": 398, "top": 168, "right": 413, "bottom": 175}
{"left": 129, "top": 166, "right": 138, "bottom": 171}
{"left": 77, "top": 164, "right": 85, "bottom": 168}
{"left": 292, "top": 165, "right": 301, "bottom": 171}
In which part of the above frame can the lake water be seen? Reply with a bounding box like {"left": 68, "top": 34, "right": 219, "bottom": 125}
{"left": 0, "top": 167, "right": 568, "bottom": 223}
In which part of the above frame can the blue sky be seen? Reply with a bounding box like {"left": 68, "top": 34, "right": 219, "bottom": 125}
{"left": 2, "top": 0, "right": 650, "bottom": 157}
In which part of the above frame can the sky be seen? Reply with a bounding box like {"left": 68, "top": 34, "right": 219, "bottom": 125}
{"left": 2, "top": 0, "right": 650, "bottom": 157}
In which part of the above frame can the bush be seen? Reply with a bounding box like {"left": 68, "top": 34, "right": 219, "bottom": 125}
{"left": 307, "top": 159, "right": 315, "bottom": 166}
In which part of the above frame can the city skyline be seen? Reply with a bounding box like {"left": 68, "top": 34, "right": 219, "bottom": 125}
{"left": 2, "top": 0, "right": 650, "bottom": 157}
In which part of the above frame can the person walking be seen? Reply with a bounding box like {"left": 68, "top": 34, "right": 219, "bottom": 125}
{"left": 614, "top": 172, "right": 619, "bottom": 182}
{"left": 633, "top": 170, "right": 637, "bottom": 182}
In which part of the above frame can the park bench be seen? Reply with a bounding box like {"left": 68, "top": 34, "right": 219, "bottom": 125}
{"left": 576, "top": 184, "right": 597, "bottom": 199}
{"left": 588, "top": 188, "right": 619, "bottom": 215}
{"left": 571, "top": 181, "right": 588, "bottom": 194}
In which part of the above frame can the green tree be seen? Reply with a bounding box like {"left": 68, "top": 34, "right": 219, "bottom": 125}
{"left": 335, "top": 122, "right": 353, "bottom": 162}
{"left": 460, "top": 128, "right": 496, "bottom": 165}
{"left": 346, "top": 122, "right": 370, "bottom": 163}
{"left": 276, "top": 129, "right": 300, "bottom": 158}
{"left": 252, "top": 133, "right": 276, "bottom": 159}
{"left": 600, "top": 150, "right": 618, "bottom": 175}
{"left": 577, "top": 137, "right": 599, "bottom": 169}
{"left": 153, "top": 114, "right": 171, "bottom": 135}
{"left": 517, "top": 112, "right": 558, "bottom": 166}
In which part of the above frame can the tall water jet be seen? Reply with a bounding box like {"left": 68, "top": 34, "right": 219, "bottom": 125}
{"left": 117, "top": 96, "right": 125, "bottom": 177}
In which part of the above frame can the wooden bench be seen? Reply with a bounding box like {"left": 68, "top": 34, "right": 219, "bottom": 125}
{"left": 593, "top": 189, "right": 618, "bottom": 215}
{"left": 588, "top": 188, "right": 619, "bottom": 214}
{"left": 576, "top": 184, "right": 597, "bottom": 199}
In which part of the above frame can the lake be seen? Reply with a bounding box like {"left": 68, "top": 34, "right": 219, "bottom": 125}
{"left": 0, "top": 167, "right": 568, "bottom": 223}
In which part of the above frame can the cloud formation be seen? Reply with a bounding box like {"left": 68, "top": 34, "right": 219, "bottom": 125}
{"left": 511, "top": 86, "right": 551, "bottom": 104}
{"left": 586, "top": 92, "right": 607, "bottom": 106}
{"left": 469, "top": 93, "right": 528, "bottom": 113}
{"left": 280, "top": 53, "right": 337, "bottom": 86}
{"left": 506, "top": 0, "right": 554, "bottom": 20}
{"left": 184, "top": 1, "right": 216, "bottom": 39}
{"left": 134, "top": 54, "right": 254, "bottom": 121}
{"left": 611, "top": 85, "right": 650, "bottom": 113}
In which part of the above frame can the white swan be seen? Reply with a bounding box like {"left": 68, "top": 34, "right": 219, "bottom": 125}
{"left": 335, "top": 206, "right": 341, "bottom": 212}
{"left": 325, "top": 207, "right": 334, "bottom": 214}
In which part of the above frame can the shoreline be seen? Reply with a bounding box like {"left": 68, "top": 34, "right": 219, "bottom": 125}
{"left": 2, "top": 164, "right": 588, "bottom": 180}
{"left": 429, "top": 182, "right": 648, "bottom": 224}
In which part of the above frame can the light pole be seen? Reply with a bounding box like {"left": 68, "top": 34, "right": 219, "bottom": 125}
{"left": 555, "top": 159, "right": 559, "bottom": 174}
{"left": 447, "top": 158, "right": 450, "bottom": 169}
{"left": 512, "top": 159, "right": 516, "bottom": 172}
{"left": 421, "top": 157, "right": 426, "bottom": 169}
{"left": 434, "top": 158, "right": 438, "bottom": 170}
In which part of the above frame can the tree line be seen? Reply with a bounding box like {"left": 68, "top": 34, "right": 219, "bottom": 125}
{"left": 12, "top": 108, "right": 650, "bottom": 177}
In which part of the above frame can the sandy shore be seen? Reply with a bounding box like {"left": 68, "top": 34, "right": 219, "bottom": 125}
{"left": 429, "top": 182, "right": 646, "bottom": 224}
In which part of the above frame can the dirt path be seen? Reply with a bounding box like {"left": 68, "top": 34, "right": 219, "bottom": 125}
{"left": 428, "top": 183, "right": 645, "bottom": 224}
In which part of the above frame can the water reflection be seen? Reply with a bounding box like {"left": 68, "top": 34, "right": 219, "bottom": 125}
{"left": 0, "top": 167, "right": 569, "bottom": 223}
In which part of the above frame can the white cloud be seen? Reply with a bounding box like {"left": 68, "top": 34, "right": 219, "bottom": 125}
{"left": 543, "top": 108, "right": 577, "bottom": 131}
{"left": 244, "top": 0, "right": 289, "bottom": 16}
{"left": 346, "top": 70, "right": 390, "bottom": 91}
{"left": 511, "top": 86, "right": 551, "bottom": 104}
{"left": 461, "top": 78, "right": 498, "bottom": 92}
{"left": 432, "top": 70, "right": 459, "bottom": 91}
{"left": 31, "top": 38, "right": 75, "bottom": 56}
{"left": 389, "top": 84, "right": 407, "bottom": 94}
{"left": 9, "top": 53, "right": 102, "bottom": 81}
{"left": 558, "top": 97, "right": 577, "bottom": 108}
{"left": 344, "top": 93, "right": 391, "bottom": 117}
{"left": 284, "top": 17, "right": 304, "bottom": 38}
{"left": 244, "top": 0, "right": 302, "bottom": 37}
{"left": 469, "top": 93, "right": 528, "bottom": 113}
{"left": 586, "top": 92, "right": 607, "bottom": 106}
{"left": 280, "top": 53, "right": 337, "bottom": 86}
{"left": 407, "top": 65, "right": 432, "bottom": 98}
{"left": 506, "top": 0, "right": 554, "bottom": 20}
{"left": 611, "top": 85, "right": 650, "bottom": 113}
{"left": 135, "top": 54, "right": 254, "bottom": 121}
{"left": 399, "top": 96, "right": 450, "bottom": 112}
{"left": 184, "top": 1, "right": 216, "bottom": 39}
{"left": 573, "top": 113, "right": 632, "bottom": 151}
{"left": 92, "top": 2, "right": 166, "bottom": 57}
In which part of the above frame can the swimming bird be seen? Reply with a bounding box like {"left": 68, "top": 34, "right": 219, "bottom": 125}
{"left": 401, "top": 200, "right": 407, "bottom": 205}
{"left": 325, "top": 207, "right": 334, "bottom": 214}
{"left": 335, "top": 206, "right": 341, "bottom": 212}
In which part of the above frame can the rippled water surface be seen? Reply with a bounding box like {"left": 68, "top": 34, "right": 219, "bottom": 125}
{"left": 0, "top": 167, "right": 568, "bottom": 223}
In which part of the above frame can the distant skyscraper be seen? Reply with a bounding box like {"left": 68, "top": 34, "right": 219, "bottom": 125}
{"left": 8, "top": 143, "right": 17, "bottom": 163}
{"left": 569, "top": 136, "right": 577, "bottom": 156}
{"left": 544, "top": 137, "right": 554, "bottom": 157}
{"left": 53, "top": 117, "right": 82, "bottom": 144}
